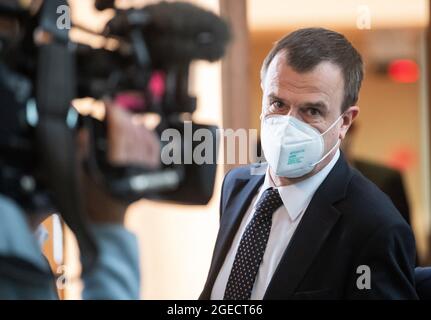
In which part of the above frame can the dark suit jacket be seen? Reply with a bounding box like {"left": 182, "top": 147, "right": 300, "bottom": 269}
{"left": 354, "top": 159, "right": 411, "bottom": 225}
{"left": 200, "top": 153, "right": 418, "bottom": 299}
{"left": 415, "top": 267, "right": 431, "bottom": 299}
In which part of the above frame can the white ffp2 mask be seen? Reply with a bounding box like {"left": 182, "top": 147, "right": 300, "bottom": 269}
{"left": 260, "top": 114, "right": 342, "bottom": 178}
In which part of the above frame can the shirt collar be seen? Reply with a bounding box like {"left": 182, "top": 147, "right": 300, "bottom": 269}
{"left": 257, "top": 149, "right": 340, "bottom": 221}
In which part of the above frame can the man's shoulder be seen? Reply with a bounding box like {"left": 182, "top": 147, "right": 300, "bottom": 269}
{"left": 354, "top": 158, "right": 400, "bottom": 178}
{"left": 219, "top": 164, "right": 266, "bottom": 211}
{"left": 354, "top": 159, "right": 403, "bottom": 188}
{"left": 223, "top": 163, "right": 267, "bottom": 183}
{"left": 340, "top": 167, "right": 409, "bottom": 231}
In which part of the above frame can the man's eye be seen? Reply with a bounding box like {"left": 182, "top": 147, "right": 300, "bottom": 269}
{"left": 270, "top": 101, "right": 284, "bottom": 109}
{"left": 306, "top": 107, "right": 321, "bottom": 116}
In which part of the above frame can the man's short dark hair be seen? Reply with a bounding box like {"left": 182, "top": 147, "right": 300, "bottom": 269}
{"left": 261, "top": 28, "right": 364, "bottom": 112}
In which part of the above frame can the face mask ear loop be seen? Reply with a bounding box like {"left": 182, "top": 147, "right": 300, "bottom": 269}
{"left": 307, "top": 114, "right": 343, "bottom": 167}
{"left": 321, "top": 113, "right": 344, "bottom": 137}
{"left": 310, "top": 138, "right": 341, "bottom": 167}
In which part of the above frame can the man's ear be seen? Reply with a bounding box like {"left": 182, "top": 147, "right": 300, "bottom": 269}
{"left": 339, "top": 106, "right": 359, "bottom": 140}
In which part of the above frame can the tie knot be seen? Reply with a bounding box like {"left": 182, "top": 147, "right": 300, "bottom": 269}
{"left": 254, "top": 188, "right": 283, "bottom": 217}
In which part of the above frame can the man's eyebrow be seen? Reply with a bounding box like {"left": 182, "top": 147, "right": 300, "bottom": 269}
{"left": 266, "top": 94, "right": 329, "bottom": 111}
{"left": 298, "top": 101, "right": 329, "bottom": 111}
{"left": 267, "top": 93, "right": 287, "bottom": 103}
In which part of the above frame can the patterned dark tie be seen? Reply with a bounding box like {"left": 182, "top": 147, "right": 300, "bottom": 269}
{"left": 223, "top": 188, "right": 283, "bottom": 300}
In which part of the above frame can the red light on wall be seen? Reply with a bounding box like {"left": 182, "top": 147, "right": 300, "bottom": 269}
{"left": 386, "top": 147, "right": 416, "bottom": 172}
{"left": 388, "top": 59, "right": 419, "bottom": 83}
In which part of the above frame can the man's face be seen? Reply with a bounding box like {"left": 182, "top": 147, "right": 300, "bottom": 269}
{"left": 261, "top": 51, "right": 359, "bottom": 178}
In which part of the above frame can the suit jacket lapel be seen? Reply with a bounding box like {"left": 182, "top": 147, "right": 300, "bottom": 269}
{"left": 264, "top": 154, "right": 352, "bottom": 299}
{"left": 263, "top": 195, "right": 341, "bottom": 299}
{"left": 201, "top": 170, "right": 264, "bottom": 299}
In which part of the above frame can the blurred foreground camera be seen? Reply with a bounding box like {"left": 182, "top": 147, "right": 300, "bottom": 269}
{"left": 0, "top": 0, "right": 230, "bottom": 266}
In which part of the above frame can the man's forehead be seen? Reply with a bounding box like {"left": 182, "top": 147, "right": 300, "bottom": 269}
{"left": 263, "top": 53, "right": 344, "bottom": 101}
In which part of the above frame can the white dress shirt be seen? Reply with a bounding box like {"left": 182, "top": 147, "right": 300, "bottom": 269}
{"left": 211, "top": 149, "right": 340, "bottom": 300}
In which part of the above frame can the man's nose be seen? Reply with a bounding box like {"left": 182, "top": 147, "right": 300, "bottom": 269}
{"left": 284, "top": 108, "right": 305, "bottom": 122}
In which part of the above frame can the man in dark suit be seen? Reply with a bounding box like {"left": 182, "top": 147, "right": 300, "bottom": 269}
{"left": 341, "top": 123, "right": 412, "bottom": 226}
{"left": 201, "top": 28, "right": 417, "bottom": 300}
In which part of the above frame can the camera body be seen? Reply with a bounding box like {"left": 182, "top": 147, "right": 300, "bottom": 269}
{"left": 0, "top": 0, "right": 229, "bottom": 210}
